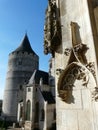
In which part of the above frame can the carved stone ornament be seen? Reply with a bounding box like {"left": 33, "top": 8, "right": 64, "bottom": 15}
{"left": 44, "top": 0, "right": 61, "bottom": 55}
{"left": 92, "top": 87, "right": 98, "bottom": 101}
{"left": 64, "top": 43, "right": 88, "bottom": 64}
{"left": 56, "top": 68, "right": 64, "bottom": 75}
{"left": 86, "top": 62, "right": 96, "bottom": 80}
{"left": 58, "top": 21, "right": 97, "bottom": 103}
{"left": 64, "top": 48, "right": 72, "bottom": 56}
{"left": 58, "top": 62, "right": 89, "bottom": 103}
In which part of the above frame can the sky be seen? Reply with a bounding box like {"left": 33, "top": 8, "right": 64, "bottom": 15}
{"left": 0, "top": 0, "right": 50, "bottom": 99}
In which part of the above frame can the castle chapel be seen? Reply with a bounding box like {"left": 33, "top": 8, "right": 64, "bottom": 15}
{"left": 2, "top": 0, "right": 98, "bottom": 130}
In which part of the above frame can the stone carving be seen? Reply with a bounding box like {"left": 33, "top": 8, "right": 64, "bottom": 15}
{"left": 58, "top": 90, "right": 73, "bottom": 103}
{"left": 44, "top": 0, "right": 61, "bottom": 55}
{"left": 64, "top": 43, "right": 88, "bottom": 64}
{"left": 86, "top": 62, "right": 96, "bottom": 80}
{"left": 58, "top": 63, "right": 89, "bottom": 103}
{"left": 56, "top": 68, "right": 64, "bottom": 75}
{"left": 92, "top": 87, "right": 98, "bottom": 101}
{"left": 62, "top": 66, "right": 89, "bottom": 89}
{"left": 77, "top": 67, "right": 89, "bottom": 86}
{"left": 58, "top": 22, "right": 96, "bottom": 103}
{"left": 73, "top": 43, "right": 88, "bottom": 64}
{"left": 64, "top": 48, "right": 72, "bottom": 56}
{"left": 74, "top": 43, "right": 88, "bottom": 54}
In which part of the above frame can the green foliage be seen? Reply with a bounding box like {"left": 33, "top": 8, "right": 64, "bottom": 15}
{"left": 0, "top": 120, "right": 13, "bottom": 129}
{"left": 0, "top": 120, "right": 6, "bottom": 130}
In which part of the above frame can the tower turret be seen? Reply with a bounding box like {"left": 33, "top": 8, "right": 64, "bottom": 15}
{"left": 2, "top": 34, "right": 39, "bottom": 121}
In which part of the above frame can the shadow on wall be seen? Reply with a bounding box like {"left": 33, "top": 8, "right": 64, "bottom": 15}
{"left": 33, "top": 128, "right": 40, "bottom": 130}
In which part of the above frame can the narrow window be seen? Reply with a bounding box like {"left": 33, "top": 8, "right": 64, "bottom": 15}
{"left": 26, "top": 100, "right": 31, "bottom": 121}
{"left": 41, "top": 109, "right": 45, "bottom": 121}
{"left": 34, "top": 102, "right": 39, "bottom": 123}
{"left": 20, "top": 106, "right": 23, "bottom": 118}
{"left": 28, "top": 88, "right": 31, "bottom": 92}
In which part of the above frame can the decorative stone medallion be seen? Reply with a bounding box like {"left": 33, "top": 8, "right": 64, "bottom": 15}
{"left": 58, "top": 62, "right": 89, "bottom": 103}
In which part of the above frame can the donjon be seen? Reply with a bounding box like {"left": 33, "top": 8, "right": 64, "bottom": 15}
{"left": 44, "top": 0, "right": 98, "bottom": 130}
{"left": 2, "top": 34, "right": 39, "bottom": 121}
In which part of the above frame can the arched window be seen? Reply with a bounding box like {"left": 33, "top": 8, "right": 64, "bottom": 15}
{"left": 40, "top": 109, "right": 45, "bottom": 121}
{"left": 26, "top": 100, "right": 31, "bottom": 121}
{"left": 20, "top": 106, "right": 23, "bottom": 118}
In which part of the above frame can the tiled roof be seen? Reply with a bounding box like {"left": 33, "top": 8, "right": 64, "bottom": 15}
{"left": 42, "top": 91, "right": 55, "bottom": 104}
{"left": 29, "top": 70, "right": 49, "bottom": 85}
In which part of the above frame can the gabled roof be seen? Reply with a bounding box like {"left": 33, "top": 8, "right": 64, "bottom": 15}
{"left": 29, "top": 70, "right": 49, "bottom": 85}
{"left": 19, "top": 99, "right": 23, "bottom": 103}
{"left": 12, "top": 34, "right": 36, "bottom": 54}
{"left": 42, "top": 91, "right": 55, "bottom": 104}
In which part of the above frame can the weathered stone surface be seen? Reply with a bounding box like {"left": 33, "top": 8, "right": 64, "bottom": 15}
{"left": 54, "top": 0, "right": 98, "bottom": 130}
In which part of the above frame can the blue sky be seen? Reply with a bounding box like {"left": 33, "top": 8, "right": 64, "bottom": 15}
{"left": 0, "top": 0, "right": 50, "bottom": 99}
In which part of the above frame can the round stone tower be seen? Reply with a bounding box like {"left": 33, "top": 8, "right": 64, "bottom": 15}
{"left": 2, "top": 34, "right": 39, "bottom": 121}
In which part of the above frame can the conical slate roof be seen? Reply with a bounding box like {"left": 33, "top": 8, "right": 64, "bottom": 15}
{"left": 13, "top": 34, "right": 36, "bottom": 54}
